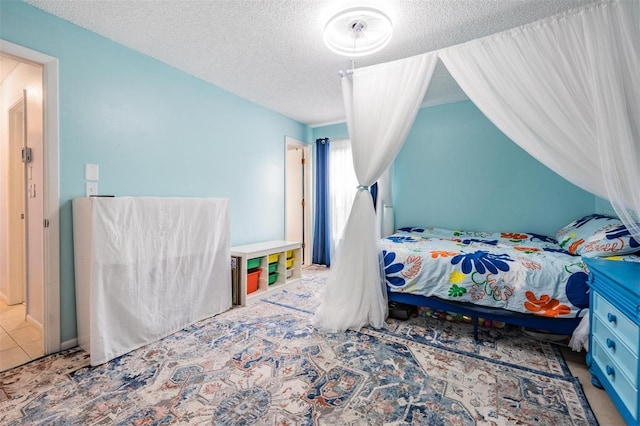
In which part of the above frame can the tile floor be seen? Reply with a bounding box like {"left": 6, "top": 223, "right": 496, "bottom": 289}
{"left": 0, "top": 299, "right": 44, "bottom": 372}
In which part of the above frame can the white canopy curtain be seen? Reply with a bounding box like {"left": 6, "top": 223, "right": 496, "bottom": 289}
{"left": 439, "top": 0, "right": 639, "bottom": 240}
{"left": 314, "top": 0, "right": 638, "bottom": 333}
{"left": 314, "top": 53, "right": 438, "bottom": 332}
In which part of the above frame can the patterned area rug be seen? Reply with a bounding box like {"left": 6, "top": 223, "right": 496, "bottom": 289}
{"left": 1, "top": 266, "right": 596, "bottom": 425}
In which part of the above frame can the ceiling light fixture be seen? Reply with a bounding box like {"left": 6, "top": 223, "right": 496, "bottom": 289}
{"left": 323, "top": 6, "right": 393, "bottom": 57}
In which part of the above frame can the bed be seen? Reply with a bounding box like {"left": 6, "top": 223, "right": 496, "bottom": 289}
{"left": 380, "top": 214, "right": 640, "bottom": 339}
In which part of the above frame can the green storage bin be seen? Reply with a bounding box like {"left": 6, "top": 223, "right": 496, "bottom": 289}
{"left": 268, "top": 272, "right": 278, "bottom": 285}
{"left": 247, "top": 257, "right": 262, "bottom": 270}
{"left": 268, "top": 262, "right": 278, "bottom": 273}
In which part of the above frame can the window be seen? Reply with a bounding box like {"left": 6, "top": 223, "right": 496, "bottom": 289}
{"left": 329, "top": 139, "right": 358, "bottom": 256}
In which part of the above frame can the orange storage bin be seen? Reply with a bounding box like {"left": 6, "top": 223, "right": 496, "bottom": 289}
{"left": 247, "top": 269, "right": 260, "bottom": 294}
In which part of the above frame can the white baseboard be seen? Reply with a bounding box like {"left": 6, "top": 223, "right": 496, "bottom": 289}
{"left": 61, "top": 338, "right": 78, "bottom": 351}
{"left": 26, "top": 314, "right": 43, "bottom": 333}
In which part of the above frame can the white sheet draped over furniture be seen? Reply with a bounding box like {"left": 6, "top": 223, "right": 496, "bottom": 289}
{"left": 314, "top": 0, "right": 639, "bottom": 333}
{"left": 73, "top": 197, "right": 231, "bottom": 365}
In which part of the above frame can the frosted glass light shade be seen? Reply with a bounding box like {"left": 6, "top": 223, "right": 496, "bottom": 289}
{"left": 323, "top": 7, "right": 393, "bottom": 57}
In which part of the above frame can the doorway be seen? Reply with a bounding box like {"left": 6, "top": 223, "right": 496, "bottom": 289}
{"left": 0, "top": 40, "right": 60, "bottom": 370}
{"left": 285, "top": 137, "right": 311, "bottom": 265}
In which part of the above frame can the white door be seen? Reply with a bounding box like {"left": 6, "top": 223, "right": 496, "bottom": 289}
{"left": 4, "top": 65, "right": 45, "bottom": 322}
{"left": 24, "top": 79, "right": 45, "bottom": 326}
{"left": 7, "top": 95, "right": 26, "bottom": 305}
{"left": 286, "top": 148, "right": 304, "bottom": 247}
{"left": 285, "top": 137, "right": 311, "bottom": 265}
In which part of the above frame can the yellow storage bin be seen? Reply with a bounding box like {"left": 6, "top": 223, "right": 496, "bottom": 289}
{"left": 286, "top": 250, "right": 294, "bottom": 259}
{"left": 286, "top": 258, "right": 295, "bottom": 269}
{"left": 268, "top": 253, "right": 280, "bottom": 263}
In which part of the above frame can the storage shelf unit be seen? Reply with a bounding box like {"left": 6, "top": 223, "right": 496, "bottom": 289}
{"left": 231, "top": 240, "right": 302, "bottom": 306}
{"left": 585, "top": 258, "right": 640, "bottom": 426}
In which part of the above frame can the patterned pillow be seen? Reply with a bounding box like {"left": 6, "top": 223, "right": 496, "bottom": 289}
{"left": 556, "top": 214, "right": 639, "bottom": 257}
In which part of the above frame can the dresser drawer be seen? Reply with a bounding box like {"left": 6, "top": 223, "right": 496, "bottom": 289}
{"left": 592, "top": 315, "right": 638, "bottom": 387}
{"left": 593, "top": 291, "right": 639, "bottom": 354}
{"left": 592, "top": 338, "right": 638, "bottom": 420}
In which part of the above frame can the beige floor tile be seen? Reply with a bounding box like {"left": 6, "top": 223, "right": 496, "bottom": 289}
{"left": 0, "top": 332, "right": 18, "bottom": 351}
{"left": 0, "top": 303, "right": 15, "bottom": 315}
{"left": 0, "top": 315, "right": 31, "bottom": 332}
{"left": 0, "top": 346, "right": 31, "bottom": 373}
{"left": 0, "top": 304, "right": 25, "bottom": 320}
{"left": 20, "top": 339, "right": 44, "bottom": 359}
{"left": 8, "top": 325, "right": 41, "bottom": 346}
{"left": 0, "top": 300, "right": 43, "bottom": 369}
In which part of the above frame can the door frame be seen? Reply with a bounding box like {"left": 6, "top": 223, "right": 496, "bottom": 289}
{"left": 284, "top": 137, "right": 311, "bottom": 265}
{"left": 1, "top": 39, "right": 60, "bottom": 355}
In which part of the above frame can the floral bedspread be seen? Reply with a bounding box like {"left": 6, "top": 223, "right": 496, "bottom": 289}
{"left": 380, "top": 227, "right": 638, "bottom": 318}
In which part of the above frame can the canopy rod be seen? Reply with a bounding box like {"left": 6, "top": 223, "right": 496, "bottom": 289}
{"left": 338, "top": 69, "right": 354, "bottom": 77}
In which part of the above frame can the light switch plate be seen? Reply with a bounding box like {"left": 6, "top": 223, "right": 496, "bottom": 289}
{"left": 86, "top": 182, "right": 98, "bottom": 197}
{"left": 85, "top": 164, "right": 99, "bottom": 181}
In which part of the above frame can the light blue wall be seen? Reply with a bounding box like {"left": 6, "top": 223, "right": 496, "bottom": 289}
{"left": 1, "top": 1, "right": 309, "bottom": 343}
{"left": 313, "top": 100, "right": 596, "bottom": 237}
{"left": 396, "top": 101, "right": 594, "bottom": 235}
{"left": 595, "top": 197, "right": 616, "bottom": 217}
{"left": 312, "top": 123, "right": 348, "bottom": 141}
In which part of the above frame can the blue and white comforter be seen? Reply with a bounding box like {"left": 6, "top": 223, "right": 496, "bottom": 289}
{"left": 380, "top": 227, "right": 640, "bottom": 318}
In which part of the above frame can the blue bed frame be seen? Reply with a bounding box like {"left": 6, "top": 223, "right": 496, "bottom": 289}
{"left": 388, "top": 290, "right": 582, "bottom": 340}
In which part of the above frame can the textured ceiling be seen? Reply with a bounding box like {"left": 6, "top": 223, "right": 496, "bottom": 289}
{"left": 25, "top": 0, "right": 593, "bottom": 126}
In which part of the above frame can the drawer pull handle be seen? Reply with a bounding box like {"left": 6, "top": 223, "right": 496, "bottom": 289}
{"left": 606, "top": 338, "right": 616, "bottom": 350}
{"left": 607, "top": 313, "right": 617, "bottom": 324}
{"left": 606, "top": 365, "right": 615, "bottom": 378}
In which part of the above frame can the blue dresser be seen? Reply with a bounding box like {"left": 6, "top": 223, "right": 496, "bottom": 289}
{"left": 585, "top": 258, "right": 640, "bottom": 425}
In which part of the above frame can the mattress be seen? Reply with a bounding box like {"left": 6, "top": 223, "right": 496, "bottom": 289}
{"left": 380, "top": 227, "right": 598, "bottom": 318}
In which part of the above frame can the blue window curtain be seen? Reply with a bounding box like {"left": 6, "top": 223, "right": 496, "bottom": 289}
{"left": 312, "top": 138, "right": 331, "bottom": 266}
{"left": 370, "top": 182, "right": 378, "bottom": 211}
